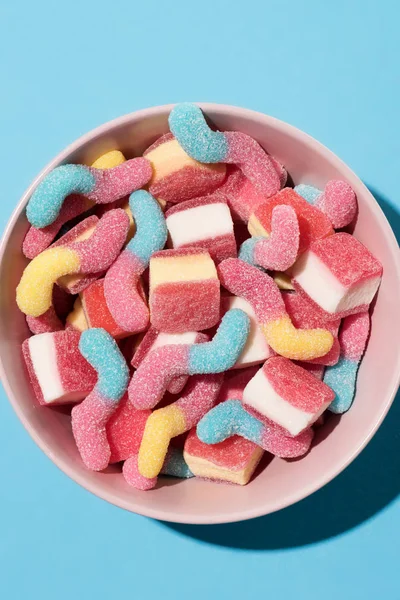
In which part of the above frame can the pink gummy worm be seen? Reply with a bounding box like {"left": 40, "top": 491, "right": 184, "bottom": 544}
{"left": 224, "top": 131, "right": 281, "bottom": 197}
{"left": 175, "top": 373, "right": 224, "bottom": 429}
{"left": 88, "top": 158, "right": 152, "bottom": 204}
{"left": 26, "top": 307, "right": 63, "bottom": 334}
{"left": 71, "top": 389, "right": 117, "bottom": 471}
{"left": 22, "top": 194, "right": 89, "bottom": 259}
{"left": 253, "top": 205, "right": 300, "bottom": 271}
{"left": 104, "top": 250, "right": 149, "bottom": 333}
{"left": 217, "top": 258, "right": 285, "bottom": 322}
{"left": 260, "top": 424, "right": 314, "bottom": 458}
{"left": 129, "top": 345, "right": 190, "bottom": 410}
{"left": 339, "top": 312, "right": 370, "bottom": 361}
{"left": 122, "top": 455, "right": 157, "bottom": 490}
{"left": 71, "top": 209, "right": 130, "bottom": 272}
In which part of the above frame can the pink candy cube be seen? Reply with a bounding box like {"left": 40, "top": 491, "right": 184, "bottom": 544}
{"left": 242, "top": 357, "right": 334, "bottom": 436}
{"left": 291, "top": 232, "right": 383, "bottom": 319}
{"left": 22, "top": 330, "right": 97, "bottom": 405}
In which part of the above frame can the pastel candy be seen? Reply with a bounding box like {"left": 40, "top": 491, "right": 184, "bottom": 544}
{"left": 131, "top": 328, "right": 208, "bottom": 394}
{"left": 22, "top": 330, "right": 97, "bottom": 405}
{"left": 160, "top": 447, "right": 194, "bottom": 479}
{"left": 165, "top": 195, "right": 236, "bottom": 263}
{"left": 91, "top": 150, "right": 126, "bottom": 169}
{"left": 129, "top": 309, "right": 250, "bottom": 410}
{"left": 144, "top": 133, "right": 226, "bottom": 203}
{"left": 104, "top": 190, "right": 167, "bottom": 333}
{"left": 220, "top": 164, "right": 287, "bottom": 222}
{"left": 291, "top": 232, "right": 383, "bottom": 319}
{"left": 325, "top": 312, "right": 370, "bottom": 413}
{"left": 149, "top": 248, "right": 221, "bottom": 333}
{"left": 138, "top": 373, "right": 223, "bottom": 478}
{"left": 184, "top": 427, "right": 264, "bottom": 485}
{"left": 16, "top": 209, "right": 130, "bottom": 317}
{"left": 66, "top": 297, "right": 88, "bottom": 332}
{"left": 23, "top": 195, "right": 93, "bottom": 259}
{"left": 197, "top": 399, "right": 314, "bottom": 458}
{"left": 248, "top": 188, "right": 333, "bottom": 254}
{"left": 81, "top": 279, "right": 132, "bottom": 339}
{"left": 71, "top": 328, "right": 129, "bottom": 471}
{"left": 26, "top": 307, "right": 63, "bottom": 334}
{"left": 218, "top": 258, "right": 334, "bottom": 361}
{"left": 242, "top": 357, "right": 334, "bottom": 436}
{"left": 106, "top": 393, "right": 151, "bottom": 463}
{"left": 295, "top": 180, "right": 357, "bottom": 229}
{"left": 242, "top": 205, "right": 299, "bottom": 271}
{"left": 26, "top": 158, "right": 152, "bottom": 228}
{"left": 283, "top": 292, "right": 341, "bottom": 366}
{"left": 169, "top": 103, "right": 281, "bottom": 196}
{"left": 220, "top": 296, "right": 273, "bottom": 368}
{"left": 121, "top": 448, "right": 193, "bottom": 490}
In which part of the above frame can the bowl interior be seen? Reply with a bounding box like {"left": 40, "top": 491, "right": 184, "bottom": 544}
{"left": 1, "top": 104, "right": 399, "bottom": 524}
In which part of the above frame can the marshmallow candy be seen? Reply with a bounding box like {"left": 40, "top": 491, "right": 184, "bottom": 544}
{"left": 149, "top": 248, "right": 221, "bottom": 333}
{"left": 165, "top": 195, "right": 236, "bottom": 263}
{"left": 242, "top": 357, "right": 334, "bottom": 436}
{"left": 22, "top": 330, "right": 97, "bottom": 405}
{"left": 291, "top": 232, "right": 383, "bottom": 319}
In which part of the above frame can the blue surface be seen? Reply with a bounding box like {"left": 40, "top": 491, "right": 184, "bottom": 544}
{"left": 1, "top": 1, "right": 399, "bottom": 598}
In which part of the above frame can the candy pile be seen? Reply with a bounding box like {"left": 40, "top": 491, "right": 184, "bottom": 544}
{"left": 17, "top": 103, "right": 382, "bottom": 489}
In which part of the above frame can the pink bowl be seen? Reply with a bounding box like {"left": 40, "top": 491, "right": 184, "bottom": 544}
{"left": 1, "top": 104, "right": 399, "bottom": 524}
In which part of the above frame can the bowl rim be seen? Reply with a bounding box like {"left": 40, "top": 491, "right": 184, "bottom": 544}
{"left": 1, "top": 102, "right": 400, "bottom": 524}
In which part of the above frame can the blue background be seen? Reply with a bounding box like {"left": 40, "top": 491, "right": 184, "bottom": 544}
{"left": 1, "top": 1, "right": 399, "bottom": 598}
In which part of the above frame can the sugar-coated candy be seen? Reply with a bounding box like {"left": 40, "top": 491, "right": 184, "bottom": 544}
{"left": 104, "top": 190, "right": 167, "bottom": 332}
{"left": 273, "top": 272, "right": 294, "bottom": 290}
{"left": 23, "top": 150, "right": 127, "bottom": 259}
{"left": 132, "top": 328, "right": 208, "bottom": 394}
{"left": 295, "top": 361, "right": 325, "bottom": 380}
{"left": 161, "top": 447, "right": 194, "bottom": 479}
{"left": 23, "top": 195, "right": 93, "bottom": 259}
{"left": 50, "top": 215, "right": 102, "bottom": 294}
{"left": 138, "top": 373, "right": 223, "bottom": 478}
{"left": 106, "top": 393, "right": 151, "bottom": 463}
{"left": 17, "top": 209, "right": 129, "bottom": 317}
{"left": 218, "top": 259, "right": 334, "bottom": 360}
{"left": 144, "top": 132, "right": 226, "bottom": 203}
{"left": 283, "top": 292, "right": 340, "bottom": 366}
{"left": 165, "top": 195, "right": 236, "bottom": 263}
{"left": 248, "top": 188, "right": 333, "bottom": 253}
{"left": 295, "top": 180, "right": 357, "bottom": 229}
{"left": 220, "top": 296, "right": 273, "bottom": 368}
{"left": 81, "top": 279, "right": 132, "bottom": 339}
{"left": 129, "top": 309, "right": 250, "bottom": 410}
{"left": 169, "top": 103, "right": 280, "bottom": 197}
{"left": 325, "top": 312, "right": 370, "bottom": 413}
{"left": 291, "top": 232, "right": 382, "bottom": 319}
{"left": 219, "top": 164, "right": 286, "bottom": 222}
{"left": 22, "top": 330, "right": 97, "bottom": 405}
{"left": 26, "top": 158, "right": 152, "bottom": 228}
{"left": 26, "top": 307, "right": 63, "bottom": 334}
{"left": 184, "top": 428, "right": 264, "bottom": 485}
{"left": 197, "top": 399, "right": 314, "bottom": 457}
{"left": 66, "top": 297, "right": 88, "bottom": 332}
{"left": 149, "top": 247, "right": 221, "bottom": 333}
{"left": 242, "top": 357, "right": 334, "bottom": 436}
{"left": 241, "top": 205, "right": 299, "bottom": 271}
{"left": 71, "top": 328, "right": 129, "bottom": 471}
{"left": 121, "top": 448, "right": 193, "bottom": 490}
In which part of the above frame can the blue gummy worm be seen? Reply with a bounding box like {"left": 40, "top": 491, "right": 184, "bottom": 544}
{"left": 168, "top": 103, "right": 229, "bottom": 163}
{"left": 197, "top": 400, "right": 264, "bottom": 445}
{"left": 324, "top": 357, "right": 359, "bottom": 414}
{"left": 294, "top": 184, "right": 322, "bottom": 206}
{"left": 26, "top": 164, "right": 95, "bottom": 228}
{"left": 126, "top": 190, "right": 167, "bottom": 264}
{"left": 79, "top": 328, "right": 129, "bottom": 402}
{"left": 189, "top": 309, "right": 250, "bottom": 374}
{"left": 161, "top": 448, "right": 194, "bottom": 479}
{"left": 238, "top": 237, "right": 264, "bottom": 266}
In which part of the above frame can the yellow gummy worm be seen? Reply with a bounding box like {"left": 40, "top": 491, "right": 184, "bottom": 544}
{"left": 138, "top": 405, "right": 186, "bottom": 479}
{"left": 262, "top": 316, "right": 334, "bottom": 361}
{"left": 91, "top": 150, "right": 126, "bottom": 169}
{"left": 17, "top": 247, "right": 80, "bottom": 317}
